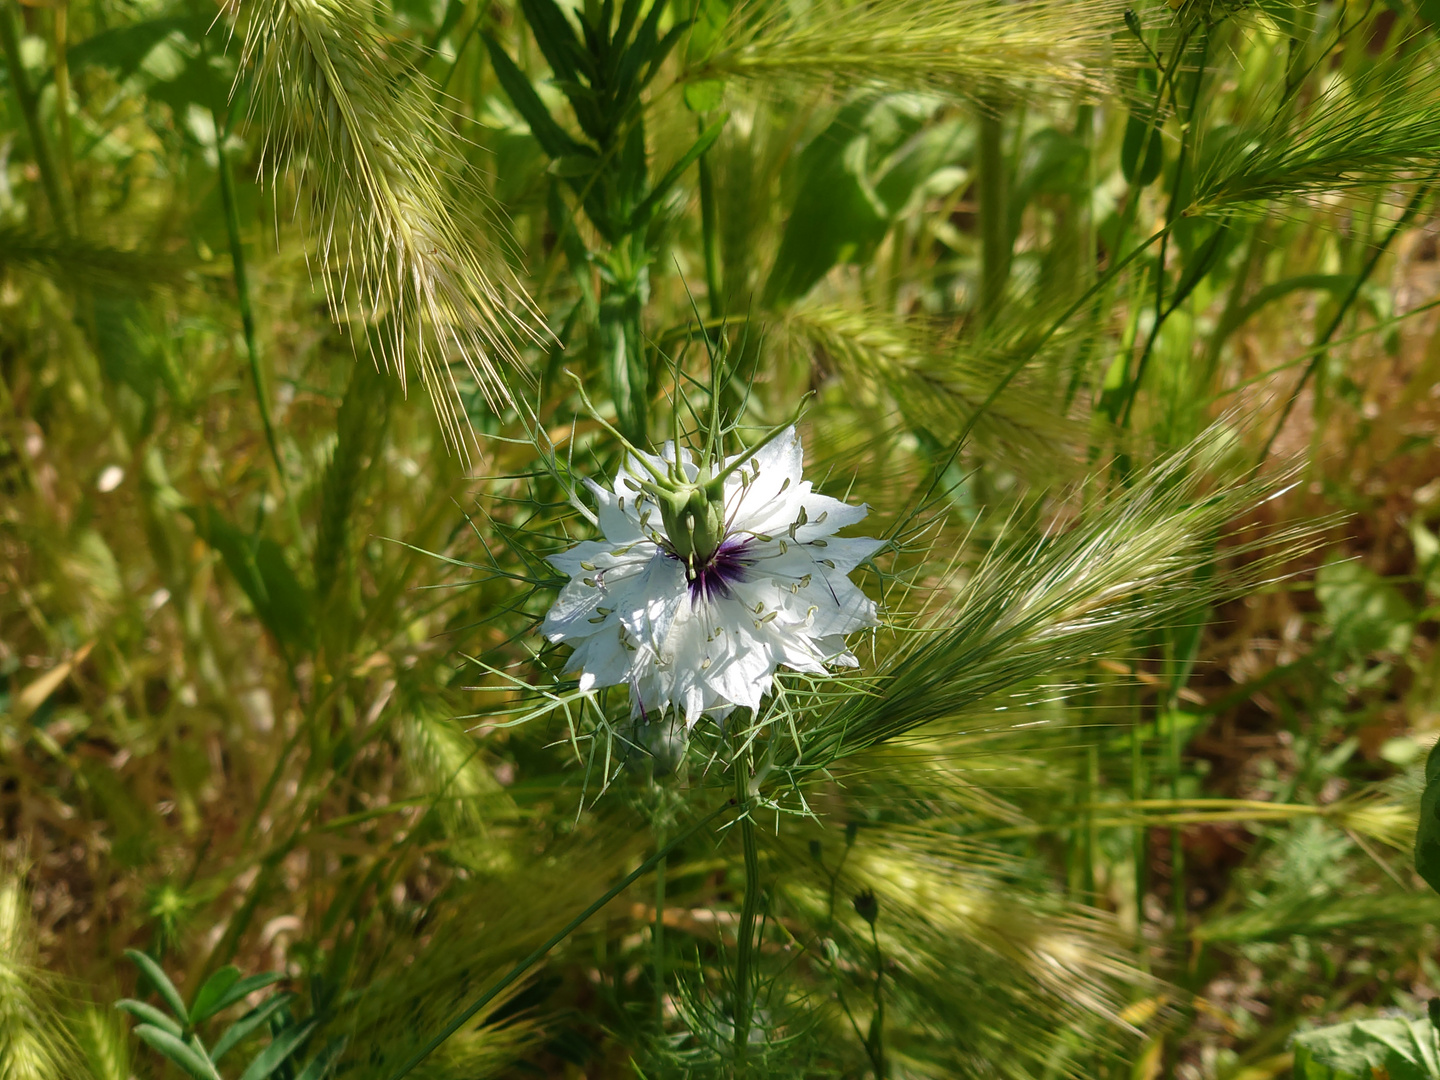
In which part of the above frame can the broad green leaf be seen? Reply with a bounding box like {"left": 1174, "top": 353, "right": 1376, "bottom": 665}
{"left": 762, "top": 100, "right": 891, "bottom": 308}
{"left": 65, "top": 16, "right": 206, "bottom": 83}
{"left": 237, "top": 1018, "right": 318, "bottom": 1080}
{"left": 1122, "top": 67, "right": 1163, "bottom": 187}
{"left": 146, "top": 52, "right": 233, "bottom": 115}
{"left": 188, "top": 967, "right": 242, "bottom": 1025}
{"left": 124, "top": 949, "right": 188, "bottom": 1025}
{"left": 1417, "top": 739, "right": 1440, "bottom": 895}
{"left": 211, "top": 993, "right": 295, "bottom": 1065}
{"left": 134, "top": 1026, "right": 221, "bottom": 1080}
{"left": 1315, "top": 559, "right": 1415, "bottom": 658}
{"left": 873, "top": 117, "right": 970, "bottom": 216}
{"left": 184, "top": 506, "right": 314, "bottom": 652}
{"left": 1293, "top": 1017, "right": 1440, "bottom": 1080}
{"left": 116, "top": 999, "right": 182, "bottom": 1037}
{"left": 1121, "top": 114, "right": 1163, "bottom": 187}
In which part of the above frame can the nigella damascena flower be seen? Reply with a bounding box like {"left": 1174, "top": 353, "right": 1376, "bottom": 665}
{"left": 541, "top": 426, "right": 883, "bottom": 729}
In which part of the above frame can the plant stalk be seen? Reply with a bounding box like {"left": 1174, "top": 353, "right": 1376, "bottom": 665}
{"left": 653, "top": 819, "right": 667, "bottom": 1030}
{"left": 52, "top": 0, "right": 73, "bottom": 193}
{"left": 0, "top": 0, "right": 71, "bottom": 234}
{"left": 976, "top": 103, "right": 1008, "bottom": 325}
{"left": 212, "top": 110, "right": 294, "bottom": 513}
{"left": 698, "top": 125, "right": 722, "bottom": 321}
{"left": 733, "top": 758, "right": 761, "bottom": 1071}
{"left": 866, "top": 922, "right": 886, "bottom": 1079}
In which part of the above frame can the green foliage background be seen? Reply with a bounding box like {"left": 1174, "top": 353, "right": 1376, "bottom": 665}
{"left": 4, "top": 0, "right": 1440, "bottom": 1076}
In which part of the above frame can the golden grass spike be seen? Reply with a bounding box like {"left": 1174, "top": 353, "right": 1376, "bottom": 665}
{"left": 0, "top": 876, "right": 78, "bottom": 1080}
{"left": 240, "top": 0, "right": 541, "bottom": 455}
{"left": 692, "top": 0, "right": 1131, "bottom": 104}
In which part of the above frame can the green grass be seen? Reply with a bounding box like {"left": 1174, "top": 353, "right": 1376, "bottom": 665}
{"left": 3, "top": 0, "right": 1440, "bottom": 1077}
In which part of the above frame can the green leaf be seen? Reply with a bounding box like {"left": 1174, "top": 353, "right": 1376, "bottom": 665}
{"left": 205, "top": 973, "right": 284, "bottom": 1020}
{"left": 116, "top": 999, "right": 182, "bottom": 1037}
{"left": 1315, "top": 559, "right": 1415, "bottom": 658}
{"left": 183, "top": 506, "right": 314, "bottom": 652}
{"left": 1121, "top": 113, "right": 1163, "bottom": 187}
{"left": 519, "top": 0, "right": 581, "bottom": 82}
{"left": 134, "top": 1026, "right": 221, "bottom": 1080}
{"left": 237, "top": 1018, "right": 318, "bottom": 1080}
{"left": 1417, "top": 738, "right": 1440, "bottom": 896}
{"left": 548, "top": 154, "right": 597, "bottom": 179}
{"left": 124, "top": 949, "right": 189, "bottom": 1025}
{"left": 683, "top": 78, "right": 724, "bottom": 113}
{"left": 211, "top": 993, "right": 295, "bottom": 1065}
{"left": 1292, "top": 1017, "right": 1440, "bottom": 1080}
{"left": 482, "top": 34, "right": 590, "bottom": 161}
{"left": 292, "top": 1035, "right": 348, "bottom": 1080}
{"left": 188, "top": 967, "right": 241, "bottom": 1025}
{"left": 65, "top": 16, "right": 205, "bottom": 83}
{"left": 763, "top": 100, "right": 891, "bottom": 308}
{"left": 628, "top": 115, "right": 726, "bottom": 229}
{"left": 146, "top": 52, "right": 234, "bottom": 115}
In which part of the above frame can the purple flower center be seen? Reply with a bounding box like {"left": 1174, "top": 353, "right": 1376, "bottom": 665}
{"left": 683, "top": 536, "right": 753, "bottom": 601}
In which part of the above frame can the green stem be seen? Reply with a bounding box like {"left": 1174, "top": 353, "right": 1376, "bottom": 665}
{"left": 653, "top": 819, "right": 667, "bottom": 1030}
{"left": 733, "top": 759, "right": 761, "bottom": 1071}
{"left": 387, "top": 802, "right": 730, "bottom": 1080}
{"left": 213, "top": 112, "right": 282, "bottom": 482}
{"left": 0, "top": 0, "right": 71, "bottom": 234}
{"left": 976, "top": 104, "right": 1008, "bottom": 325}
{"left": 867, "top": 923, "right": 886, "bottom": 1079}
{"left": 52, "top": 1, "right": 73, "bottom": 197}
{"left": 1130, "top": 675, "right": 1146, "bottom": 966}
{"left": 1257, "top": 180, "right": 1431, "bottom": 464}
{"left": 698, "top": 123, "right": 723, "bottom": 322}
{"left": 599, "top": 258, "right": 650, "bottom": 447}
{"left": 1119, "top": 27, "right": 1211, "bottom": 428}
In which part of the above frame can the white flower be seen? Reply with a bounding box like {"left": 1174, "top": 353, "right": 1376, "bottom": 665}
{"left": 541, "top": 426, "right": 883, "bottom": 728}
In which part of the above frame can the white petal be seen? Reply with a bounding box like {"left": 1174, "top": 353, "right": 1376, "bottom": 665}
{"left": 567, "top": 629, "right": 633, "bottom": 690}
{"left": 586, "top": 479, "right": 644, "bottom": 544}
{"left": 721, "top": 427, "right": 805, "bottom": 535}
{"left": 615, "top": 551, "right": 688, "bottom": 645}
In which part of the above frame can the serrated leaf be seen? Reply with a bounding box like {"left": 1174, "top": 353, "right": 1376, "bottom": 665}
{"left": 189, "top": 967, "right": 242, "bottom": 1025}
{"left": 237, "top": 1017, "right": 318, "bottom": 1080}
{"left": 211, "top": 993, "right": 295, "bottom": 1064}
{"left": 134, "top": 1026, "right": 221, "bottom": 1080}
{"left": 124, "top": 949, "right": 188, "bottom": 1025}
{"left": 116, "top": 999, "right": 182, "bottom": 1037}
